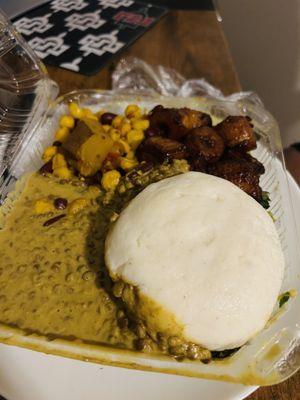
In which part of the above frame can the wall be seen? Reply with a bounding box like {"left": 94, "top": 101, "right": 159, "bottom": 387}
{"left": 218, "top": 0, "right": 300, "bottom": 147}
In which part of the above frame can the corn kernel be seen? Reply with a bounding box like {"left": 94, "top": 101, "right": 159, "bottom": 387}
{"left": 42, "top": 146, "right": 58, "bottom": 162}
{"left": 126, "top": 129, "right": 145, "bottom": 149}
{"left": 290, "top": 289, "right": 297, "bottom": 297}
{"left": 101, "top": 170, "right": 121, "bottom": 191}
{"left": 60, "top": 115, "right": 75, "bottom": 129}
{"left": 68, "top": 198, "right": 89, "bottom": 214}
{"left": 132, "top": 119, "right": 149, "bottom": 131}
{"left": 69, "top": 102, "right": 84, "bottom": 119}
{"left": 125, "top": 104, "right": 142, "bottom": 119}
{"left": 88, "top": 185, "right": 102, "bottom": 196}
{"left": 116, "top": 139, "right": 131, "bottom": 154}
{"left": 52, "top": 153, "right": 67, "bottom": 170}
{"left": 109, "top": 128, "right": 121, "bottom": 141}
{"left": 53, "top": 166, "right": 72, "bottom": 180}
{"left": 102, "top": 124, "right": 111, "bottom": 132}
{"left": 55, "top": 127, "right": 69, "bottom": 143}
{"left": 119, "top": 157, "right": 138, "bottom": 171}
{"left": 77, "top": 161, "right": 94, "bottom": 177}
{"left": 120, "top": 121, "right": 131, "bottom": 136}
{"left": 82, "top": 108, "right": 98, "bottom": 121}
{"left": 112, "top": 115, "right": 123, "bottom": 128}
{"left": 35, "top": 199, "right": 54, "bottom": 214}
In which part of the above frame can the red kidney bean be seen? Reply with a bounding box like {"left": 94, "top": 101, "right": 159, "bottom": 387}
{"left": 100, "top": 112, "right": 117, "bottom": 125}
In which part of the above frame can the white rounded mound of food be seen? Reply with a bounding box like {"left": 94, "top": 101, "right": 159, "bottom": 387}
{"left": 105, "top": 172, "right": 284, "bottom": 351}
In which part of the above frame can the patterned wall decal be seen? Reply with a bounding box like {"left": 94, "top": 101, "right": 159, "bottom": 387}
{"left": 13, "top": 0, "right": 167, "bottom": 76}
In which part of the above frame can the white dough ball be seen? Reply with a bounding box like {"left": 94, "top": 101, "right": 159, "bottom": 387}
{"left": 105, "top": 172, "right": 284, "bottom": 350}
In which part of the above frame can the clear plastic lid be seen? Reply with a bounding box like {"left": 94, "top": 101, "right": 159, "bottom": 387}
{"left": 0, "top": 9, "right": 58, "bottom": 181}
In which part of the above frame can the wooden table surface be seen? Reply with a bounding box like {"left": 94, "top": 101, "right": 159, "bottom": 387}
{"left": 47, "top": 9, "right": 300, "bottom": 400}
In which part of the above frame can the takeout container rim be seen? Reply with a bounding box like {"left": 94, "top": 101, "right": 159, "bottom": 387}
{"left": 0, "top": 89, "right": 299, "bottom": 386}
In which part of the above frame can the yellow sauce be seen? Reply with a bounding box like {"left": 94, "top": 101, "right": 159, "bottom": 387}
{"left": 0, "top": 173, "right": 135, "bottom": 348}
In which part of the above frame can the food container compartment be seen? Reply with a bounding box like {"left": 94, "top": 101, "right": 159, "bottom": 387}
{"left": 0, "top": 90, "right": 299, "bottom": 386}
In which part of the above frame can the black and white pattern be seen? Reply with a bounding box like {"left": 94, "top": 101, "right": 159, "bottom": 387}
{"left": 79, "top": 30, "right": 123, "bottom": 56}
{"left": 98, "top": 0, "right": 134, "bottom": 8}
{"left": 14, "top": 14, "right": 53, "bottom": 35}
{"left": 28, "top": 33, "right": 70, "bottom": 58}
{"left": 65, "top": 11, "right": 105, "bottom": 31}
{"left": 13, "top": 0, "right": 166, "bottom": 75}
{"left": 51, "top": 0, "right": 89, "bottom": 13}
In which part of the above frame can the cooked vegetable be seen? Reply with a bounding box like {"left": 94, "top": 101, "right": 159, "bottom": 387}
{"left": 100, "top": 112, "right": 117, "bottom": 125}
{"left": 53, "top": 166, "right": 73, "bottom": 180}
{"left": 62, "top": 120, "right": 115, "bottom": 177}
{"left": 42, "top": 146, "right": 58, "bottom": 163}
{"left": 119, "top": 157, "right": 138, "bottom": 171}
{"left": 148, "top": 105, "right": 212, "bottom": 140}
{"left": 54, "top": 198, "right": 68, "bottom": 210}
{"left": 59, "top": 115, "right": 75, "bottom": 129}
{"left": 207, "top": 158, "right": 263, "bottom": 202}
{"left": 68, "top": 198, "right": 89, "bottom": 214}
{"left": 132, "top": 119, "right": 150, "bottom": 131}
{"left": 43, "top": 214, "right": 66, "bottom": 227}
{"left": 41, "top": 104, "right": 265, "bottom": 203}
{"left": 261, "top": 191, "right": 271, "bottom": 210}
{"left": 126, "top": 129, "right": 145, "bottom": 149}
{"left": 112, "top": 115, "right": 124, "bottom": 128}
{"left": 101, "top": 170, "right": 121, "bottom": 192}
{"left": 279, "top": 291, "right": 291, "bottom": 308}
{"left": 184, "top": 126, "right": 225, "bottom": 163}
{"left": 52, "top": 153, "right": 67, "bottom": 170}
{"left": 216, "top": 116, "right": 256, "bottom": 151}
{"left": 125, "top": 104, "right": 142, "bottom": 119}
{"left": 137, "top": 136, "right": 188, "bottom": 163}
{"left": 55, "top": 127, "right": 70, "bottom": 143}
{"left": 62, "top": 120, "right": 93, "bottom": 158}
{"left": 69, "top": 102, "right": 84, "bottom": 119}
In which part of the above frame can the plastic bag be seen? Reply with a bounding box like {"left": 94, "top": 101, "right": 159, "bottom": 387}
{"left": 112, "top": 56, "right": 264, "bottom": 106}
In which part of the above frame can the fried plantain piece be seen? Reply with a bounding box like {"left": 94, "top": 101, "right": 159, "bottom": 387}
{"left": 136, "top": 136, "right": 188, "bottom": 164}
{"left": 184, "top": 126, "right": 225, "bottom": 163}
{"left": 225, "top": 148, "right": 265, "bottom": 175}
{"left": 149, "top": 105, "right": 212, "bottom": 140}
{"left": 216, "top": 116, "right": 256, "bottom": 151}
{"left": 207, "top": 157, "right": 263, "bottom": 202}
